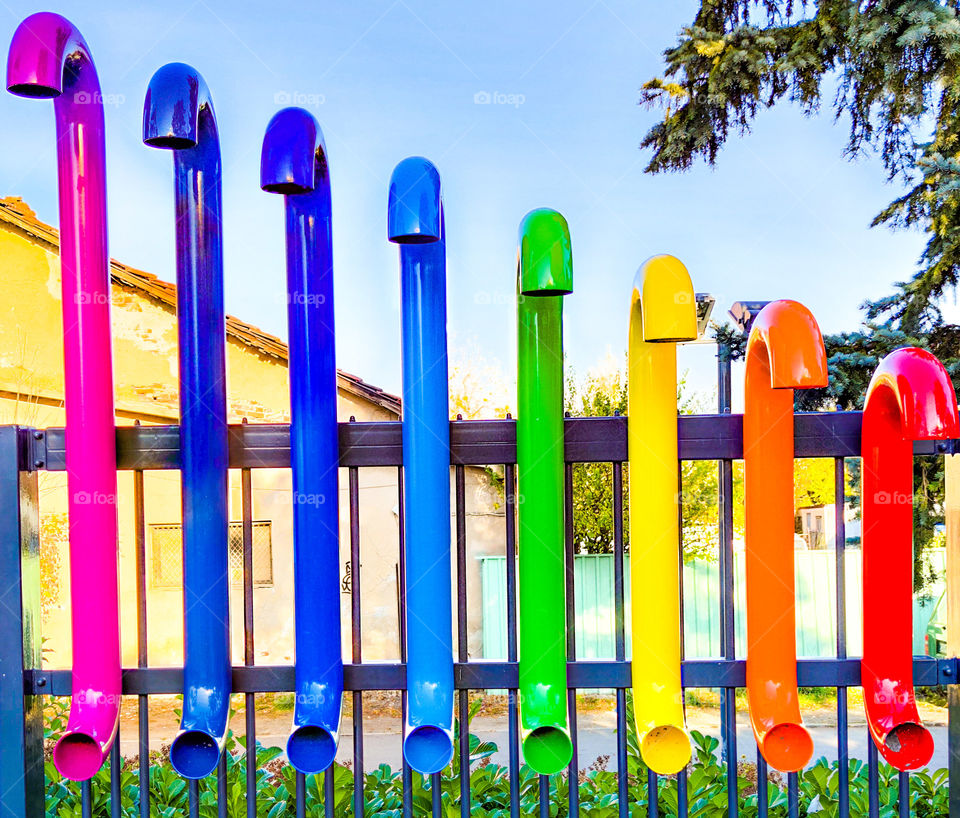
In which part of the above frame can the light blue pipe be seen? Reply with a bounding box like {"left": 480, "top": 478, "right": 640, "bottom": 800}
{"left": 388, "top": 157, "right": 455, "bottom": 774}
{"left": 260, "top": 107, "right": 343, "bottom": 774}
{"left": 143, "top": 63, "right": 231, "bottom": 780}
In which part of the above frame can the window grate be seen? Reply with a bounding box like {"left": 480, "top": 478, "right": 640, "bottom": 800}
{"left": 149, "top": 521, "right": 273, "bottom": 588}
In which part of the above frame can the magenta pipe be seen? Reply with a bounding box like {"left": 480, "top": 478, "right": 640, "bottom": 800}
{"left": 6, "top": 12, "right": 120, "bottom": 782}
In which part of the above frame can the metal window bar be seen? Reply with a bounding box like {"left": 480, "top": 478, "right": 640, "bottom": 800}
{"left": 148, "top": 520, "right": 273, "bottom": 588}
{"left": 1, "top": 413, "right": 959, "bottom": 818}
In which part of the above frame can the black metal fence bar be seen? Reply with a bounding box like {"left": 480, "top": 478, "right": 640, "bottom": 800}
{"left": 455, "top": 463, "right": 470, "bottom": 818}
{"left": 26, "top": 656, "right": 958, "bottom": 696}
{"left": 240, "top": 460, "right": 257, "bottom": 818}
{"left": 563, "top": 462, "right": 579, "bottom": 818}
{"left": 835, "top": 457, "right": 850, "bottom": 817}
{"left": 612, "top": 461, "right": 630, "bottom": 818}
{"left": 504, "top": 461, "right": 520, "bottom": 818}
{"left": 0, "top": 427, "right": 43, "bottom": 818}
{"left": 717, "top": 353, "right": 738, "bottom": 818}
{"left": 133, "top": 446, "right": 150, "bottom": 818}
{"left": 32, "top": 412, "right": 960, "bottom": 473}
{"left": 348, "top": 464, "right": 363, "bottom": 818}
{"left": 397, "top": 467, "right": 413, "bottom": 818}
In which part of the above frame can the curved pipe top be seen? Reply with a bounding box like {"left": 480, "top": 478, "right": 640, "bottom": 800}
{"left": 388, "top": 157, "right": 441, "bottom": 244}
{"left": 143, "top": 62, "right": 216, "bottom": 150}
{"left": 517, "top": 208, "right": 572, "bottom": 296}
{"left": 747, "top": 300, "right": 828, "bottom": 389}
{"left": 7, "top": 12, "right": 96, "bottom": 99}
{"left": 632, "top": 255, "right": 698, "bottom": 343}
{"left": 866, "top": 347, "right": 959, "bottom": 440}
{"left": 261, "top": 107, "right": 327, "bottom": 195}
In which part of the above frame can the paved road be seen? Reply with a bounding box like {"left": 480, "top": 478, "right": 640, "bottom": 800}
{"left": 119, "top": 720, "right": 954, "bottom": 772}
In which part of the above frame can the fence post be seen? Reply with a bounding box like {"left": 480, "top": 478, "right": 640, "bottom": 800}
{"left": 945, "top": 453, "right": 960, "bottom": 815}
{"left": 0, "top": 426, "right": 43, "bottom": 817}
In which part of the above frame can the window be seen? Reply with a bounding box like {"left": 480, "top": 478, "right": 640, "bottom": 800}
{"left": 150, "top": 521, "right": 273, "bottom": 588}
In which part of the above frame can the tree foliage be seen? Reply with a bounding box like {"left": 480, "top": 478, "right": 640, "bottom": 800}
{"left": 565, "top": 361, "right": 840, "bottom": 558}
{"left": 644, "top": 2, "right": 960, "bottom": 585}
{"left": 642, "top": 0, "right": 960, "bottom": 338}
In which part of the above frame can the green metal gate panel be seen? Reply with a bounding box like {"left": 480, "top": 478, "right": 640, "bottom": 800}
{"left": 480, "top": 548, "right": 945, "bottom": 661}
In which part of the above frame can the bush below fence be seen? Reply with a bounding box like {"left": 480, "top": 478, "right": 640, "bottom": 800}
{"left": 43, "top": 700, "right": 953, "bottom": 817}
{"left": 480, "top": 549, "right": 946, "bottom": 661}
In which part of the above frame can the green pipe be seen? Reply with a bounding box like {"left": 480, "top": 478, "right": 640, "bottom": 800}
{"left": 516, "top": 208, "right": 574, "bottom": 775}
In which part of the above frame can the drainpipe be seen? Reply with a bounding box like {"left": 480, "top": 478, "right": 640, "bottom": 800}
{"left": 7, "top": 12, "right": 121, "bottom": 782}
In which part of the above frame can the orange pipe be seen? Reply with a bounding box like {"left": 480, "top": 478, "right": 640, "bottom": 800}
{"left": 861, "top": 347, "right": 958, "bottom": 770}
{"left": 743, "top": 300, "right": 826, "bottom": 772}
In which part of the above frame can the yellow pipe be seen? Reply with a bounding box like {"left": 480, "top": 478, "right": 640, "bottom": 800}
{"left": 627, "top": 255, "right": 697, "bottom": 775}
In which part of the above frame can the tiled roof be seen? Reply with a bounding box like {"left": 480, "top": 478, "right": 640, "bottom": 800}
{"left": 0, "top": 196, "right": 401, "bottom": 416}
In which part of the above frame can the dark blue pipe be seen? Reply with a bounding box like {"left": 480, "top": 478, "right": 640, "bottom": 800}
{"left": 143, "top": 63, "right": 230, "bottom": 780}
{"left": 388, "top": 157, "right": 455, "bottom": 774}
{"left": 261, "top": 107, "right": 343, "bottom": 774}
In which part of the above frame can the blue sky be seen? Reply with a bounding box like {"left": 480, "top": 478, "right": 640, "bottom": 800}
{"left": 0, "top": 0, "right": 934, "bottom": 406}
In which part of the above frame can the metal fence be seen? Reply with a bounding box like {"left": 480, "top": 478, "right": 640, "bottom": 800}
{"left": 1, "top": 390, "right": 959, "bottom": 816}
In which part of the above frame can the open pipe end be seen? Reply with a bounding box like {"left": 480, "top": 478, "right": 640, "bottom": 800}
{"left": 879, "top": 722, "right": 934, "bottom": 771}
{"left": 169, "top": 730, "right": 222, "bottom": 779}
{"left": 403, "top": 725, "right": 454, "bottom": 774}
{"left": 262, "top": 180, "right": 312, "bottom": 195}
{"left": 7, "top": 82, "right": 59, "bottom": 98}
{"left": 749, "top": 300, "right": 827, "bottom": 390}
{"left": 53, "top": 733, "right": 105, "bottom": 781}
{"left": 760, "top": 722, "right": 814, "bottom": 772}
{"left": 633, "top": 256, "right": 698, "bottom": 344}
{"left": 7, "top": 12, "right": 82, "bottom": 99}
{"left": 143, "top": 63, "right": 209, "bottom": 151}
{"left": 522, "top": 726, "right": 573, "bottom": 776}
{"left": 143, "top": 134, "right": 196, "bottom": 150}
{"left": 517, "top": 208, "right": 572, "bottom": 296}
{"left": 387, "top": 157, "right": 441, "bottom": 244}
{"left": 287, "top": 726, "right": 338, "bottom": 774}
{"left": 640, "top": 725, "right": 692, "bottom": 775}
{"left": 261, "top": 107, "right": 325, "bottom": 195}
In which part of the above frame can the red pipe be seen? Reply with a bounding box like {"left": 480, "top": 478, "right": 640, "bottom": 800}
{"left": 743, "top": 300, "right": 827, "bottom": 772}
{"left": 861, "top": 347, "right": 958, "bottom": 770}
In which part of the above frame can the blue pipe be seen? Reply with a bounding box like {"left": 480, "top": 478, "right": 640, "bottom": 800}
{"left": 143, "top": 63, "right": 230, "bottom": 780}
{"left": 261, "top": 107, "right": 343, "bottom": 774}
{"left": 388, "top": 157, "right": 455, "bottom": 774}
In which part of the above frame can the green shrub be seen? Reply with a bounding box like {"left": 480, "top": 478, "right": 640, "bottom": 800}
{"left": 40, "top": 699, "right": 948, "bottom": 817}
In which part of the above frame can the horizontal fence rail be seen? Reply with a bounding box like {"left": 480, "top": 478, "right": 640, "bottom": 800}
{"left": 30, "top": 411, "right": 960, "bottom": 471}
{"left": 3, "top": 413, "right": 959, "bottom": 818}
{"left": 25, "top": 657, "right": 960, "bottom": 695}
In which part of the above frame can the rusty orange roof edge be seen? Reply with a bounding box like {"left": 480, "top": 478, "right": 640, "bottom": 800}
{"left": 0, "top": 196, "right": 401, "bottom": 416}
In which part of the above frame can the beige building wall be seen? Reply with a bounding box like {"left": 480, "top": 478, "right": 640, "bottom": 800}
{"left": 0, "top": 196, "right": 503, "bottom": 675}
